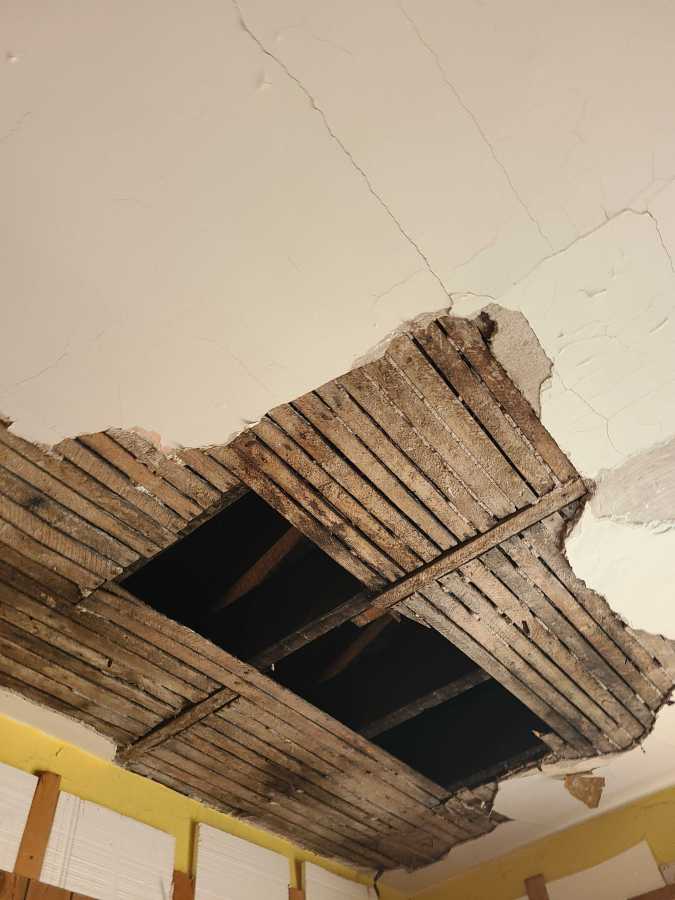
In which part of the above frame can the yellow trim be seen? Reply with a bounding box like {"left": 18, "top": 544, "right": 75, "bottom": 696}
{"left": 0, "top": 713, "right": 404, "bottom": 899}
{"left": 416, "top": 782, "right": 675, "bottom": 899}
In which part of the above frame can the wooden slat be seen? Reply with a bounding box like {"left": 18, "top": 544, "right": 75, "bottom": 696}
{"left": 524, "top": 873, "right": 550, "bottom": 900}
{"left": 56, "top": 438, "right": 179, "bottom": 540}
{"left": 0, "top": 543, "right": 80, "bottom": 603}
{"left": 439, "top": 316, "right": 577, "bottom": 482}
{"left": 211, "top": 444, "right": 384, "bottom": 590}
{"left": 354, "top": 478, "right": 587, "bottom": 624}
{"left": 315, "top": 381, "right": 461, "bottom": 547}
{"left": 290, "top": 393, "right": 443, "bottom": 559}
{"left": 0, "top": 466, "right": 137, "bottom": 569}
{"left": 109, "top": 430, "right": 221, "bottom": 511}
{"left": 0, "top": 427, "right": 161, "bottom": 558}
{"left": 457, "top": 560, "right": 637, "bottom": 747}
{"left": 15, "top": 772, "right": 61, "bottom": 880}
{"left": 408, "top": 588, "right": 591, "bottom": 752}
{"left": 340, "top": 367, "right": 493, "bottom": 533}
{"left": 267, "top": 405, "right": 433, "bottom": 568}
{"left": 387, "top": 334, "right": 533, "bottom": 507}
{"left": 412, "top": 320, "right": 555, "bottom": 494}
{"left": 289, "top": 888, "right": 304, "bottom": 900}
{"left": 25, "top": 883, "right": 71, "bottom": 899}
{"left": 254, "top": 416, "right": 418, "bottom": 576}
{"left": 175, "top": 448, "right": 241, "bottom": 494}
{"left": 116, "top": 686, "right": 238, "bottom": 762}
{"left": 172, "top": 871, "right": 194, "bottom": 900}
{"left": 78, "top": 432, "right": 197, "bottom": 522}
{"left": 361, "top": 670, "right": 490, "bottom": 738}
{"left": 481, "top": 547, "right": 648, "bottom": 739}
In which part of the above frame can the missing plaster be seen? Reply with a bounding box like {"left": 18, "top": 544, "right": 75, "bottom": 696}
{"left": 563, "top": 773, "right": 605, "bottom": 809}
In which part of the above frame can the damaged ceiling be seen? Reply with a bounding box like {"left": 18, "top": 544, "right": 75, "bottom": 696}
{"left": 0, "top": 314, "right": 672, "bottom": 877}
{"left": 3, "top": 0, "right": 675, "bottom": 893}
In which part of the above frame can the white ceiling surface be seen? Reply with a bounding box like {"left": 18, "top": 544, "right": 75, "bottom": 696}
{"left": 4, "top": 0, "right": 675, "bottom": 895}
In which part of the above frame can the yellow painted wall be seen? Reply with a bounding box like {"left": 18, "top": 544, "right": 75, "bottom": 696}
{"left": 0, "top": 713, "right": 403, "bottom": 899}
{"left": 416, "top": 783, "right": 675, "bottom": 900}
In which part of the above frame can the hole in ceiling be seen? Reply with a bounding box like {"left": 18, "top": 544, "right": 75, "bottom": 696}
{"left": 122, "top": 489, "right": 547, "bottom": 789}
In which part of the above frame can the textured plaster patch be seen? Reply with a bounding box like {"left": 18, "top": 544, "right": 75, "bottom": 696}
{"left": 480, "top": 305, "right": 552, "bottom": 416}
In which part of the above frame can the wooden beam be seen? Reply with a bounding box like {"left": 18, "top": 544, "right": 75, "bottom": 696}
{"left": 0, "top": 871, "right": 29, "bottom": 900}
{"left": 15, "top": 772, "right": 61, "bottom": 880}
{"left": 116, "top": 687, "right": 238, "bottom": 763}
{"left": 315, "top": 616, "right": 393, "bottom": 685}
{"left": 353, "top": 478, "right": 587, "bottom": 625}
{"left": 172, "top": 871, "right": 195, "bottom": 900}
{"left": 209, "top": 526, "right": 303, "bottom": 614}
{"left": 288, "top": 890, "right": 304, "bottom": 900}
{"left": 360, "top": 670, "right": 491, "bottom": 738}
{"left": 524, "top": 874, "right": 550, "bottom": 900}
{"left": 629, "top": 887, "right": 675, "bottom": 900}
{"left": 247, "top": 591, "right": 372, "bottom": 671}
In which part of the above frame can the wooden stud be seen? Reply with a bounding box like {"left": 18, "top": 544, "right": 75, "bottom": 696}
{"left": 172, "top": 871, "right": 195, "bottom": 900}
{"left": 524, "top": 874, "right": 550, "bottom": 900}
{"left": 0, "top": 871, "right": 29, "bottom": 900}
{"left": 15, "top": 772, "right": 61, "bottom": 880}
{"left": 354, "top": 478, "right": 587, "bottom": 625}
{"left": 289, "top": 890, "right": 305, "bottom": 900}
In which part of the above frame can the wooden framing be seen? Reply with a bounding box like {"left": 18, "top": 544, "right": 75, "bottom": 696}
{"left": 524, "top": 874, "right": 550, "bottom": 900}
{"left": 0, "top": 314, "right": 672, "bottom": 870}
{"left": 629, "top": 887, "right": 675, "bottom": 900}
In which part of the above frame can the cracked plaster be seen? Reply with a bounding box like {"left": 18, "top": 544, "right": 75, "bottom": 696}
{"left": 3, "top": 0, "right": 675, "bottom": 892}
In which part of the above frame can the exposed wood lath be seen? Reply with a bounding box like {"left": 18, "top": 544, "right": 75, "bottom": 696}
{"left": 0, "top": 314, "right": 672, "bottom": 872}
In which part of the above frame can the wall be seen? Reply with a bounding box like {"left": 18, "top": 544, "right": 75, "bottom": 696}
{"left": 415, "top": 783, "right": 675, "bottom": 900}
{"left": 0, "top": 713, "right": 402, "bottom": 899}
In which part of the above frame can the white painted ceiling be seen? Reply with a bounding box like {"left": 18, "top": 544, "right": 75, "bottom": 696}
{"left": 3, "top": 0, "right": 675, "bottom": 894}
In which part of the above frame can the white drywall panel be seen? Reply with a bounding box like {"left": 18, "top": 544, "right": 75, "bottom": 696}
{"left": 0, "top": 761, "right": 37, "bottom": 872}
{"left": 39, "top": 792, "right": 174, "bottom": 900}
{"left": 305, "top": 863, "right": 371, "bottom": 900}
{"left": 514, "top": 841, "right": 664, "bottom": 900}
{"left": 194, "top": 823, "right": 289, "bottom": 900}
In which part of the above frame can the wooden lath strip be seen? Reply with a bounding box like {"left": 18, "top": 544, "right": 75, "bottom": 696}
{"left": 15, "top": 772, "right": 61, "bottom": 880}
{"left": 438, "top": 316, "right": 577, "bottom": 482}
{"left": 360, "top": 669, "right": 491, "bottom": 738}
{"left": 354, "top": 477, "right": 587, "bottom": 625}
{"left": 411, "top": 320, "right": 556, "bottom": 495}
{"left": 386, "top": 334, "right": 534, "bottom": 507}
{"left": 408, "top": 587, "right": 592, "bottom": 752}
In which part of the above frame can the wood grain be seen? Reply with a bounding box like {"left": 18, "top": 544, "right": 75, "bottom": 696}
{"left": 15, "top": 772, "right": 61, "bottom": 880}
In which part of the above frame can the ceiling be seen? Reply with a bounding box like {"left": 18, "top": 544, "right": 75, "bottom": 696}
{"left": 3, "top": 0, "right": 675, "bottom": 894}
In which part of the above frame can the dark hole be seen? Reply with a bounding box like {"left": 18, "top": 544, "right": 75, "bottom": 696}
{"left": 122, "top": 489, "right": 547, "bottom": 789}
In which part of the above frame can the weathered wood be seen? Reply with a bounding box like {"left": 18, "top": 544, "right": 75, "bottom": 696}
{"left": 0, "top": 543, "right": 80, "bottom": 603}
{"left": 172, "top": 871, "right": 195, "bottom": 900}
{"left": 78, "top": 432, "right": 197, "bottom": 522}
{"left": 361, "top": 670, "right": 491, "bottom": 738}
{"left": 175, "top": 448, "right": 241, "bottom": 493}
{"left": 340, "top": 367, "right": 493, "bottom": 533}
{"left": 316, "top": 616, "right": 392, "bottom": 684}
{"left": 54, "top": 438, "right": 182, "bottom": 548}
{"left": 408, "top": 588, "right": 592, "bottom": 752}
{"left": 524, "top": 874, "right": 550, "bottom": 900}
{"left": 412, "top": 321, "right": 555, "bottom": 495}
{"left": 354, "top": 478, "right": 587, "bottom": 625}
{"left": 268, "top": 404, "right": 434, "bottom": 567}
{"left": 0, "top": 465, "right": 137, "bottom": 568}
{"left": 116, "top": 686, "right": 238, "bottom": 762}
{"left": 109, "top": 430, "right": 220, "bottom": 511}
{"left": 387, "top": 334, "right": 533, "bottom": 507}
{"left": 248, "top": 591, "right": 373, "bottom": 672}
{"left": 0, "top": 427, "right": 161, "bottom": 557}
{"left": 254, "top": 416, "right": 418, "bottom": 576}
{"left": 209, "top": 526, "right": 304, "bottom": 613}
{"left": 211, "top": 444, "right": 384, "bottom": 590}
{"left": 15, "top": 772, "right": 61, "bottom": 880}
{"left": 439, "top": 316, "right": 577, "bottom": 483}
{"left": 290, "top": 392, "right": 444, "bottom": 559}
